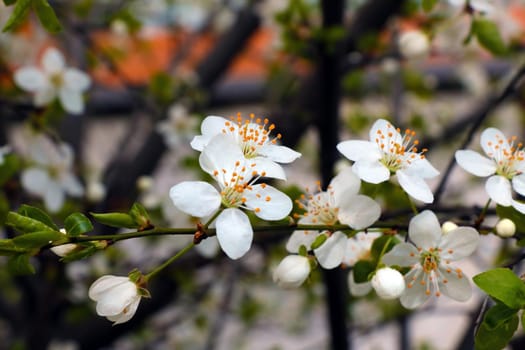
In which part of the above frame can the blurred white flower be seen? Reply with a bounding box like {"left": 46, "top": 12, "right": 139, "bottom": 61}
{"left": 21, "top": 134, "right": 84, "bottom": 213}
{"left": 273, "top": 255, "right": 311, "bottom": 288}
{"left": 88, "top": 275, "right": 144, "bottom": 325}
{"left": 0, "top": 145, "right": 10, "bottom": 164}
{"left": 448, "top": 0, "right": 495, "bottom": 14}
{"left": 14, "top": 47, "right": 91, "bottom": 114}
{"left": 156, "top": 104, "right": 198, "bottom": 148}
{"left": 398, "top": 30, "right": 430, "bottom": 60}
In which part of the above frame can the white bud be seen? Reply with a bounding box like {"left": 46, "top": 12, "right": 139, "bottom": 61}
{"left": 50, "top": 228, "right": 78, "bottom": 257}
{"left": 496, "top": 218, "right": 516, "bottom": 238}
{"left": 273, "top": 255, "right": 311, "bottom": 288}
{"left": 398, "top": 30, "right": 429, "bottom": 60}
{"left": 441, "top": 221, "right": 458, "bottom": 235}
{"left": 371, "top": 267, "right": 405, "bottom": 300}
{"left": 86, "top": 181, "right": 106, "bottom": 202}
{"left": 136, "top": 176, "right": 154, "bottom": 192}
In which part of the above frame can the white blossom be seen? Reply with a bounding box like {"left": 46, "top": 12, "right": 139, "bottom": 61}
{"left": 273, "top": 255, "right": 311, "bottom": 288}
{"left": 170, "top": 134, "right": 292, "bottom": 259}
{"left": 21, "top": 134, "right": 84, "bottom": 213}
{"left": 337, "top": 119, "right": 439, "bottom": 203}
{"left": 156, "top": 104, "right": 198, "bottom": 148}
{"left": 88, "top": 275, "right": 142, "bottom": 325}
{"left": 14, "top": 47, "right": 91, "bottom": 114}
{"left": 287, "top": 167, "right": 381, "bottom": 269}
{"left": 190, "top": 114, "right": 301, "bottom": 180}
{"left": 455, "top": 127, "right": 525, "bottom": 213}
{"left": 382, "top": 210, "right": 479, "bottom": 309}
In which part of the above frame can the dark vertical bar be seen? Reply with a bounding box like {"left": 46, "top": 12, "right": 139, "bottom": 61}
{"left": 318, "top": 1, "right": 348, "bottom": 349}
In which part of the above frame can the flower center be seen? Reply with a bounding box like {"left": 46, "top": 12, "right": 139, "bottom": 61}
{"left": 374, "top": 123, "right": 427, "bottom": 172}
{"left": 294, "top": 182, "right": 339, "bottom": 225}
{"left": 222, "top": 113, "right": 282, "bottom": 159}
{"left": 50, "top": 73, "right": 64, "bottom": 88}
{"left": 420, "top": 249, "right": 440, "bottom": 273}
{"left": 485, "top": 134, "right": 525, "bottom": 179}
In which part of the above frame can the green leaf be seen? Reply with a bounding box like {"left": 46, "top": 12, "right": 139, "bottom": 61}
{"left": 353, "top": 260, "right": 375, "bottom": 283}
{"left": 60, "top": 244, "right": 98, "bottom": 262}
{"left": 6, "top": 211, "right": 55, "bottom": 233}
{"left": 7, "top": 254, "right": 35, "bottom": 275}
{"left": 473, "top": 268, "right": 525, "bottom": 309}
{"left": 12, "top": 230, "right": 63, "bottom": 249}
{"left": 18, "top": 205, "right": 58, "bottom": 231}
{"left": 371, "top": 235, "right": 398, "bottom": 262}
{"left": 3, "top": 0, "right": 18, "bottom": 6}
{"left": 422, "top": 0, "right": 438, "bottom": 12}
{"left": 473, "top": 18, "right": 507, "bottom": 56}
{"left": 64, "top": 213, "right": 93, "bottom": 236}
{"left": 90, "top": 212, "right": 138, "bottom": 228}
{"left": 33, "top": 0, "right": 62, "bottom": 33}
{"left": 2, "top": 0, "right": 31, "bottom": 32}
{"left": 475, "top": 312, "right": 518, "bottom": 350}
{"left": 483, "top": 303, "right": 519, "bottom": 330}
{"left": 0, "top": 239, "right": 28, "bottom": 255}
{"left": 310, "top": 234, "right": 327, "bottom": 250}
{"left": 129, "top": 203, "right": 152, "bottom": 230}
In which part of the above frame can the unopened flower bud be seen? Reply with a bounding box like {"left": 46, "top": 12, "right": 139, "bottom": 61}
{"left": 273, "top": 255, "right": 311, "bottom": 288}
{"left": 86, "top": 181, "right": 106, "bottom": 203}
{"left": 496, "top": 218, "right": 516, "bottom": 238}
{"left": 136, "top": 176, "right": 154, "bottom": 192}
{"left": 50, "top": 228, "right": 78, "bottom": 257}
{"left": 442, "top": 221, "right": 458, "bottom": 235}
{"left": 399, "top": 30, "right": 429, "bottom": 60}
{"left": 371, "top": 267, "right": 405, "bottom": 300}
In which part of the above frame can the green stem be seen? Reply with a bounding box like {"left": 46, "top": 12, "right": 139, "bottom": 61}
{"left": 475, "top": 199, "right": 492, "bottom": 228}
{"left": 406, "top": 192, "right": 418, "bottom": 215}
{"left": 377, "top": 236, "right": 393, "bottom": 267}
{"left": 203, "top": 208, "right": 223, "bottom": 229}
{"left": 144, "top": 242, "right": 195, "bottom": 281}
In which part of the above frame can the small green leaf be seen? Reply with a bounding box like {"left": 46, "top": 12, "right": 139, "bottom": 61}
{"left": 475, "top": 312, "right": 519, "bottom": 350}
{"left": 422, "top": 0, "right": 438, "bottom": 12}
{"left": 310, "top": 234, "right": 327, "bottom": 250}
{"left": 33, "top": 0, "right": 62, "bottom": 33}
{"left": 473, "top": 268, "right": 525, "bottom": 309}
{"left": 3, "top": 0, "right": 18, "bottom": 6}
{"left": 90, "top": 212, "right": 138, "bottom": 228}
{"left": 64, "top": 213, "right": 93, "bottom": 236}
{"left": 7, "top": 254, "right": 35, "bottom": 275}
{"left": 473, "top": 18, "right": 507, "bottom": 56}
{"left": 18, "top": 205, "right": 58, "bottom": 231}
{"left": 12, "top": 230, "right": 63, "bottom": 249}
{"left": 483, "top": 303, "right": 519, "bottom": 330}
{"left": 353, "top": 260, "right": 375, "bottom": 283}
{"left": 371, "top": 235, "right": 398, "bottom": 262}
{"left": 0, "top": 239, "right": 28, "bottom": 255}
{"left": 2, "top": 0, "right": 31, "bottom": 32}
{"left": 6, "top": 211, "right": 55, "bottom": 233}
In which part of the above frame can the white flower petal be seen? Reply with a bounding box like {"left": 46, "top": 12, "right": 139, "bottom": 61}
{"left": 337, "top": 194, "right": 381, "bottom": 229}
{"left": 195, "top": 236, "right": 220, "bottom": 258}
{"left": 470, "top": 0, "right": 495, "bottom": 13}
{"left": 14, "top": 67, "right": 47, "bottom": 92}
{"left": 330, "top": 166, "right": 361, "bottom": 204}
{"left": 215, "top": 208, "right": 253, "bottom": 259}
{"left": 96, "top": 284, "right": 138, "bottom": 316}
{"left": 63, "top": 68, "right": 91, "bottom": 92}
{"left": 481, "top": 128, "right": 509, "bottom": 157}
{"left": 107, "top": 296, "right": 140, "bottom": 325}
{"left": 59, "top": 88, "right": 84, "bottom": 114}
{"left": 34, "top": 85, "right": 56, "bottom": 106}
{"left": 42, "top": 48, "right": 65, "bottom": 74}
{"left": 21, "top": 168, "right": 49, "bottom": 195}
{"left": 61, "top": 173, "right": 84, "bottom": 196}
{"left": 511, "top": 200, "right": 525, "bottom": 214}
{"left": 169, "top": 181, "right": 221, "bottom": 217}
{"left": 382, "top": 243, "right": 420, "bottom": 266}
{"left": 400, "top": 268, "right": 430, "bottom": 309}
{"left": 286, "top": 230, "right": 318, "bottom": 253}
{"left": 273, "top": 255, "right": 311, "bottom": 288}
{"left": 190, "top": 135, "right": 211, "bottom": 152}
{"left": 198, "top": 134, "right": 244, "bottom": 178}
{"left": 408, "top": 210, "right": 441, "bottom": 250}
{"left": 348, "top": 271, "right": 372, "bottom": 297}
{"left": 439, "top": 227, "right": 479, "bottom": 261}
{"left": 353, "top": 160, "right": 390, "bottom": 184}
{"left": 455, "top": 150, "right": 496, "bottom": 177}
{"left": 343, "top": 232, "right": 381, "bottom": 266}
{"left": 512, "top": 174, "right": 525, "bottom": 197}
{"left": 258, "top": 144, "right": 301, "bottom": 163}
{"left": 397, "top": 170, "right": 434, "bottom": 203}
{"left": 404, "top": 157, "right": 440, "bottom": 179}
{"left": 201, "top": 115, "right": 229, "bottom": 136}
{"left": 244, "top": 184, "right": 292, "bottom": 220}
{"left": 314, "top": 231, "right": 346, "bottom": 269}
{"left": 251, "top": 157, "right": 287, "bottom": 180}
{"left": 370, "top": 119, "right": 402, "bottom": 144}
{"left": 438, "top": 266, "right": 472, "bottom": 302}
{"left": 89, "top": 275, "right": 130, "bottom": 300}
{"left": 337, "top": 140, "right": 381, "bottom": 162}
{"left": 44, "top": 181, "right": 65, "bottom": 212}
{"left": 485, "top": 175, "right": 512, "bottom": 206}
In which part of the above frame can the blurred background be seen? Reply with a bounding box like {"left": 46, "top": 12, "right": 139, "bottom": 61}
{"left": 1, "top": 0, "right": 525, "bottom": 349}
